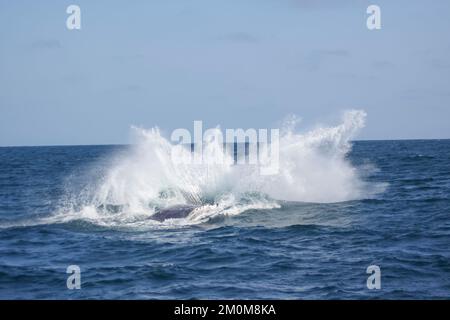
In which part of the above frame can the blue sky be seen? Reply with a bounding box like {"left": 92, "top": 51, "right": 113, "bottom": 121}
{"left": 1, "top": 0, "right": 449, "bottom": 146}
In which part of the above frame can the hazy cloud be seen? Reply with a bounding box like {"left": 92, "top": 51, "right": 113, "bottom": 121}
{"left": 372, "top": 60, "right": 395, "bottom": 70}
{"left": 289, "top": 0, "right": 359, "bottom": 9}
{"left": 306, "top": 49, "right": 350, "bottom": 71}
{"left": 31, "top": 39, "right": 62, "bottom": 50}
{"left": 217, "top": 32, "right": 259, "bottom": 44}
{"left": 429, "top": 58, "right": 450, "bottom": 69}
{"left": 317, "top": 50, "right": 350, "bottom": 57}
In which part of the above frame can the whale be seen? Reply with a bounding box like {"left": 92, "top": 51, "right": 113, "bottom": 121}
{"left": 150, "top": 204, "right": 197, "bottom": 222}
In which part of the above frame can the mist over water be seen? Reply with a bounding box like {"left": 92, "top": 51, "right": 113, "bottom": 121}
{"left": 47, "top": 110, "right": 383, "bottom": 228}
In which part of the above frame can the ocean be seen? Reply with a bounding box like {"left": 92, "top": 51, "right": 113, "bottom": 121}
{"left": 1, "top": 138, "right": 449, "bottom": 299}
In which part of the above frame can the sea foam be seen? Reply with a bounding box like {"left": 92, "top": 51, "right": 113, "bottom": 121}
{"left": 47, "top": 109, "right": 381, "bottom": 228}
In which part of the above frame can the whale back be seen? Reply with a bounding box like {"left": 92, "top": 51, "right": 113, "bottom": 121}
{"left": 151, "top": 205, "right": 197, "bottom": 222}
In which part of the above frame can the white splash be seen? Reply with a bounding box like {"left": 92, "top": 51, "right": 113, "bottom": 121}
{"left": 47, "top": 109, "right": 380, "bottom": 228}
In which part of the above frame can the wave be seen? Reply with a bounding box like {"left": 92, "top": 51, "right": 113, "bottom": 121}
{"left": 14, "top": 110, "right": 385, "bottom": 229}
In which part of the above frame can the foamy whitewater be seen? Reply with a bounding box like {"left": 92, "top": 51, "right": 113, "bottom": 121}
{"left": 43, "top": 110, "right": 380, "bottom": 228}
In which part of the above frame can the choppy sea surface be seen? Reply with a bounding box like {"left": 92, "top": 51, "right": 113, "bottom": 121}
{"left": 0, "top": 139, "right": 449, "bottom": 299}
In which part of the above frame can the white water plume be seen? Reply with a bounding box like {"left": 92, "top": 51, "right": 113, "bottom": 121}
{"left": 52, "top": 109, "right": 380, "bottom": 227}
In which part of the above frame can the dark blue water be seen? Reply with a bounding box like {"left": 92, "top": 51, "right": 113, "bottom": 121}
{"left": 1, "top": 140, "right": 449, "bottom": 299}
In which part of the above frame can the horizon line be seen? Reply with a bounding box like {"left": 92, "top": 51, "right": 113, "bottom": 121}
{"left": 1, "top": 137, "right": 450, "bottom": 148}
